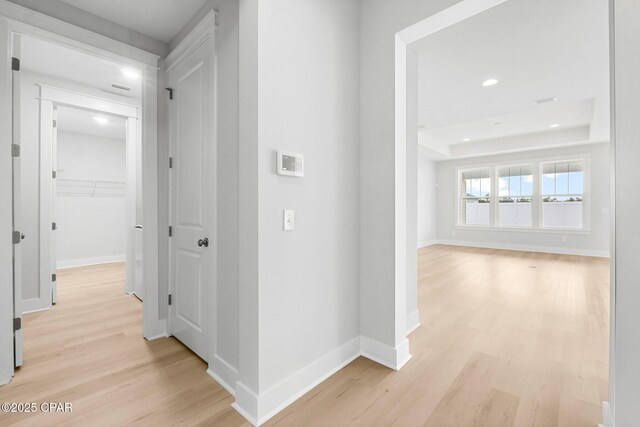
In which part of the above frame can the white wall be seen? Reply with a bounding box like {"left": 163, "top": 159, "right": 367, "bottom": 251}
{"left": 435, "top": 143, "right": 610, "bottom": 256}
{"left": 360, "top": 0, "right": 460, "bottom": 357}
{"left": 55, "top": 130, "right": 126, "bottom": 268}
{"left": 19, "top": 69, "right": 140, "bottom": 310}
{"left": 237, "top": 0, "right": 361, "bottom": 422}
{"left": 417, "top": 146, "right": 437, "bottom": 247}
{"left": 610, "top": 1, "right": 640, "bottom": 425}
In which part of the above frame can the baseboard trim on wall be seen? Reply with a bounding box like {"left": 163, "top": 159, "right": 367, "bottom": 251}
{"left": 417, "top": 240, "right": 437, "bottom": 249}
{"left": 0, "top": 376, "right": 11, "bottom": 386}
{"left": 232, "top": 381, "right": 259, "bottom": 426}
{"left": 22, "top": 298, "right": 49, "bottom": 314}
{"left": 208, "top": 354, "right": 238, "bottom": 397}
{"left": 406, "top": 309, "right": 420, "bottom": 334}
{"left": 56, "top": 255, "right": 125, "bottom": 269}
{"left": 360, "top": 335, "right": 411, "bottom": 371}
{"left": 230, "top": 335, "right": 413, "bottom": 426}
{"left": 600, "top": 401, "right": 614, "bottom": 427}
{"left": 435, "top": 239, "right": 610, "bottom": 258}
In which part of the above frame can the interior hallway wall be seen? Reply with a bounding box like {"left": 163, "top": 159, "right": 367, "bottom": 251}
{"left": 360, "top": 0, "right": 460, "bottom": 358}
{"left": 19, "top": 69, "right": 140, "bottom": 312}
{"left": 55, "top": 130, "right": 126, "bottom": 268}
{"left": 417, "top": 146, "right": 438, "bottom": 247}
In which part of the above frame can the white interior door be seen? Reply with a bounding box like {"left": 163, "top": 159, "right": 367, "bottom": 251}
{"left": 11, "top": 33, "right": 23, "bottom": 367}
{"left": 168, "top": 38, "right": 212, "bottom": 362}
{"left": 51, "top": 107, "right": 58, "bottom": 304}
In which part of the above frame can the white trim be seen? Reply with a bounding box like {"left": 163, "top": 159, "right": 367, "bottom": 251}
{"left": 144, "top": 333, "right": 169, "bottom": 341}
{"left": 394, "top": 0, "right": 511, "bottom": 374}
{"left": 360, "top": 335, "right": 411, "bottom": 371}
{"left": 232, "top": 337, "right": 361, "bottom": 426}
{"left": 406, "top": 310, "right": 420, "bottom": 334}
{"left": 208, "top": 354, "right": 238, "bottom": 397}
{"left": 418, "top": 240, "right": 438, "bottom": 248}
{"left": 232, "top": 382, "right": 259, "bottom": 426}
{"left": 38, "top": 85, "right": 139, "bottom": 117}
{"left": 21, "top": 305, "right": 50, "bottom": 315}
{"left": 163, "top": 10, "right": 216, "bottom": 71}
{"left": 0, "top": 9, "right": 162, "bottom": 382}
{"left": 21, "top": 299, "right": 47, "bottom": 314}
{"left": 435, "top": 239, "right": 610, "bottom": 258}
{"left": 601, "top": 401, "right": 614, "bottom": 427}
{"left": 56, "top": 255, "right": 125, "bottom": 269}
{"left": 0, "top": 0, "right": 159, "bottom": 66}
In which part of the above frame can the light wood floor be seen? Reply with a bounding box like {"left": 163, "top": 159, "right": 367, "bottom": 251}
{"left": 0, "top": 246, "right": 609, "bottom": 426}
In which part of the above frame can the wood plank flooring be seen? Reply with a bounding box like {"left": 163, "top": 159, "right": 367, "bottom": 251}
{"left": 0, "top": 246, "right": 609, "bottom": 426}
{"left": 266, "top": 245, "right": 609, "bottom": 427}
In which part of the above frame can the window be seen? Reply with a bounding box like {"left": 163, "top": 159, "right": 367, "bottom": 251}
{"left": 541, "top": 161, "right": 584, "bottom": 228}
{"left": 498, "top": 165, "right": 533, "bottom": 227}
{"left": 459, "top": 168, "right": 491, "bottom": 226}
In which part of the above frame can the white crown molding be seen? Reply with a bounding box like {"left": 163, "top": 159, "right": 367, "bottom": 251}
{"left": 163, "top": 10, "right": 216, "bottom": 71}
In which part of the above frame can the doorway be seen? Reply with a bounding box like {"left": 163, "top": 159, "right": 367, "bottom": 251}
{"left": 397, "top": 0, "right": 612, "bottom": 424}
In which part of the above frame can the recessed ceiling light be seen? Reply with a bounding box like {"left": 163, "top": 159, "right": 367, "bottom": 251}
{"left": 482, "top": 78, "right": 499, "bottom": 87}
{"left": 121, "top": 67, "right": 140, "bottom": 79}
{"left": 550, "top": 123, "right": 560, "bottom": 128}
{"left": 462, "top": 138, "right": 471, "bottom": 142}
{"left": 93, "top": 116, "right": 108, "bottom": 125}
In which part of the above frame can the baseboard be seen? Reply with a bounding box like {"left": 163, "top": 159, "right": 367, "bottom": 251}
{"left": 417, "top": 240, "right": 437, "bottom": 249}
{"left": 601, "top": 401, "right": 614, "bottom": 427}
{"left": 232, "top": 382, "right": 259, "bottom": 426}
{"left": 56, "top": 255, "right": 125, "bottom": 269}
{"left": 208, "top": 354, "right": 238, "bottom": 396}
{"left": 407, "top": 309, "right": 420, "bottom": 334}
{"left": 22, "top": 297, "right": 50, "bottom": 314}
{"left": 232, "top": 337, "right": 360, "bottom": 426}
{"left": 360, "top": 335, "right": 411, "bottom": 371}
{"left": 435, "top": 239, "right": 610, "bottom": 258}
{"left": 0, "top": 376, "right": 11, "bottom": 386}
{"left": 144, "top": 333, "right": 169, "bottom": 341}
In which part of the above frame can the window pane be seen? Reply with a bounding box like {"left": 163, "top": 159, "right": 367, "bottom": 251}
{"left": 542, "top": 173, "right": 555, "bottom": 195}
{"left": 480, "top": 177, "right": 491, "bottom": 197}
{"left": 498, "top": 176, "right": 509, "bottom": 197}
{"left": 509, "top": 174, "right": 520, "bottom": 197}
{"left": 556, "top": 163, "right": 569, "bottom": 194}
{"left": 521, "top": 173, "right": 533, "bottom": 196}
{"left": 568, "top": 162, "right": 583, "bottom": 194}
{"left": 471, "top": 178, "right": 480, "bottom": 197}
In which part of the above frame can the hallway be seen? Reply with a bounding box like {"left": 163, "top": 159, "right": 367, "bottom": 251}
{"left": 0, "top": 263, "right": 244, "bottom": 426}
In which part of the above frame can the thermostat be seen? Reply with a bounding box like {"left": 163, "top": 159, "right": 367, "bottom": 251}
{"left": 277, "top": 150, "right": 304, "bottom": 177}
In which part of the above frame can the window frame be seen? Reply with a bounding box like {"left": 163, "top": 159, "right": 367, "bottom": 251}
{"left": 539, "top": 158, "right": 588, "bottom": 230}
{"left": 454, "top": 154, "right": 591, "bottom": 233}
{"left": 496, "top": 163, "right": 534, "bottom": 229}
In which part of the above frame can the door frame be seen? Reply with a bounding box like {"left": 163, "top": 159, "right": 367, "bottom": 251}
{"left": 0, "top": 2, "right": 163, "bottom": 385}
{"left": 37, "top": 85, "right": 139, "bottom": 311}
{"left": 163, "top": 10, "right": 217, "bottom": 365}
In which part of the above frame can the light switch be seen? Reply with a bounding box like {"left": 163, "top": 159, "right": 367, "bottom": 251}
{"left": 283, "top": 210, "right": 295, "bottom": 231}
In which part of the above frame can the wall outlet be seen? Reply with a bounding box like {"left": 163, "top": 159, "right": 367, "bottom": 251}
{"left": 283, "top": 210, "right": 295, "bottom": 231}
{"left": 561, "top": 236, "right": 567, "bottom": 242}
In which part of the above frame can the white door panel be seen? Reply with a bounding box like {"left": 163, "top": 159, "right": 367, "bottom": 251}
{"left": 169, "top": 38, "right": 212, "bottom": 362}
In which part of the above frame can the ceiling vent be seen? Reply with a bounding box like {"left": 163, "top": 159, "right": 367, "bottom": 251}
{"left": 535, "top": 96, "right": 557, "bottom": 105}
{"left": 111, "top": 82, "right": 131, "bottom": 91}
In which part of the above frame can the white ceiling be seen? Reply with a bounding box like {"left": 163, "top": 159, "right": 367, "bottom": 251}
{"left": 57, "top": 106, "right": 127, "bottom": 139}
{"left": 58, "top": 0, "right": 208, "bottom": 43}
{"left": 416, "top": 0, "right": 609, "bottom": 158}
{"left": 21, "top": 35, "right": 142, "bottom": 100}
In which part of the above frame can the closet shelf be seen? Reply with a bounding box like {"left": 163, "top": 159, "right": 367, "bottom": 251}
{"left": 57, "top": 179, "right": 125, "bottom": 197}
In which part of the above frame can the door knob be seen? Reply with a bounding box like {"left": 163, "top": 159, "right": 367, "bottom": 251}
{"left": 198, "top": 238, "right": 209, "bottom": 247}
{"left": 21, "top": 233, "right": 25, "bottom": 240}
